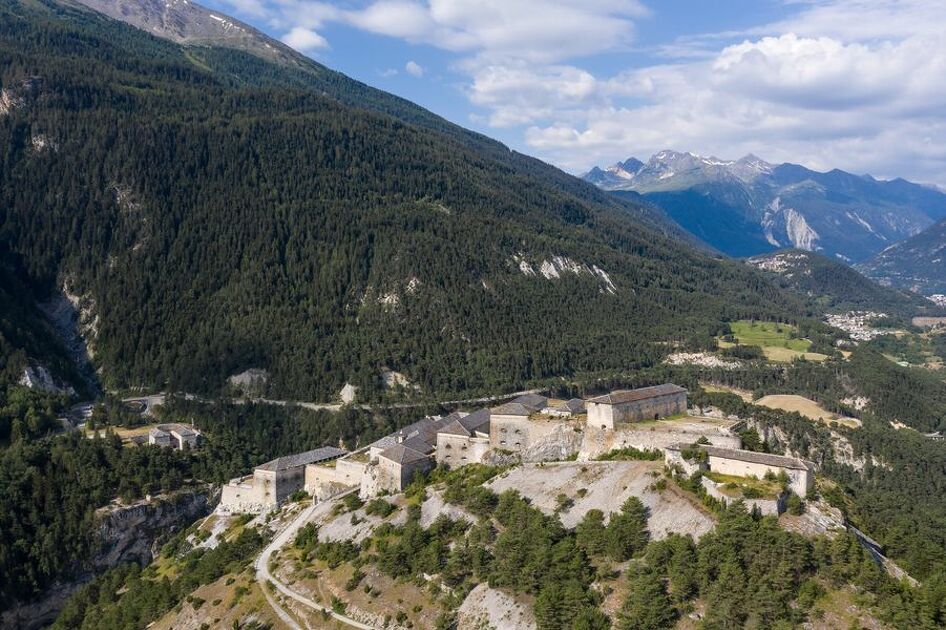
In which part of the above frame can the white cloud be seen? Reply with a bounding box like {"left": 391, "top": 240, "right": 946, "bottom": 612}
{"left": 227, "top": 0, "right": 946, "bottom": 184}
{"left": 518, "top": 3, "right": 946, "bottom": 184}
{"left": 468, "top": 63, "right": 600, "bottom": 127}
{"left": 405, "top": 60, "right": 424, "bottom": 77}
{"left": 235, "top": 0, "right": 647, "bottom": 63}
{"left": 281, "top": 26, "right": 329, "bottom": 52}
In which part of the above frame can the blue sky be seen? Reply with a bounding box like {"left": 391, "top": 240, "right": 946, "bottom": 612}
{"left": 200, "top": 1, "right": 946, "bottom": 185}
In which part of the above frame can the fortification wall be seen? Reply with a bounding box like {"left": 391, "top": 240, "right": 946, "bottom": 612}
{"left": 578, "top": 424, "right": 741, "bottom": 460}
{"left": 701, "top": 477, "right": 785, "bottom": 516}
{"left": 219, "top": 477, "right": 265, "bottom": 513}
{"left": 490, "top": 416, "right": 564, "bottom": 452}
{"left": 437, "top": 433, "right": 490, "bottom": 468}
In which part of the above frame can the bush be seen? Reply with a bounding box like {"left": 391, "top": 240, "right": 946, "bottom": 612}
{"left": 786, "top": 493, "right": 805, "bottom": 516}
{"left": 365, "top": 498, "right": 397, "bottom": 518}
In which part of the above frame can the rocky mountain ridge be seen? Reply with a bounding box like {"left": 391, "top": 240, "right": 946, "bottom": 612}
{"left": 69, "top": 0, "right": 305, "bottom": 65}
{"left": 585, "top": 150, "right": 946, "bottom": 261}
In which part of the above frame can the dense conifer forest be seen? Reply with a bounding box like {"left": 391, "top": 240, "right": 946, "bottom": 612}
{"left": 0, "top": 0, "right": 802, "bottom": 400}
{"left": 4, "top": 1, "right": 946, "bottom": 627}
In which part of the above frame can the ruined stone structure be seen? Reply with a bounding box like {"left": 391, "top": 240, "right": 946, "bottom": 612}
{"left": 542, "top": 398, "right": 586, "bottom": 417}
{"left": 586, "top": 384, "right": 687, "bottom": 429}
{"left": 577, "top": 420, "right": 742, "bottom": 460}
{"left": 219, "top": 446, "right": 346, "bottom": 512}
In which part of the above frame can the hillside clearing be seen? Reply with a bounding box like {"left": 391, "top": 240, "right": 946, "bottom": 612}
{"left": 700, "top": 383, "right": 754, "bottom": 402}
{"left": 720, "top": 320, "right": 829, "bottom": 362}
{"left": 486, "top": 461, "right": 715, "bottom": 537}
{"left": 756, "top": 395, "right": 861, "bottom": 428}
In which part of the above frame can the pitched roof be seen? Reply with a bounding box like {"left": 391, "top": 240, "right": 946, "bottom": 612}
{"left": 511, "top": 393, "right": 548, "bottom": 411}
{"left": 157, "top": 422, "right": 198, "bottom": 436}
{"left": 670, "top": 443, "right": 815, "bottom": 472}
{"left": 564, "top": 398, "right": 586, "bottom": 413}
{"left": 545, "top": 398, "right": 586, "bottom": 414}
{"left": 438, "top": 408, "right": 492, "bottom": 437}
{"left": 257, "top": 446, "right": 347, "bottom": 472}
{"left": 149, "top": 428, "right": 169, "bottom": 438}
{"left": 379, "top": 443, "right": 430, "bottom": 465}
{"left": 586, "top": 384, "right": 687, "bottom": 405}
{"left": 402, "top": 436, "right": 435, "bottom": 454}
{"left": 368, "top": 415, "right": 452, "bottom": 451}
{"left": 491, "top": 402, "right": 534, "bottom": 416}
{"left": 459, "top": 408, "right": 491, "bottom": 431}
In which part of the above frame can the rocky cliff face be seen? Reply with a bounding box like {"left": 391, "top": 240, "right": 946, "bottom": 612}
{"left": 1, "top": 487, "right": 215, "bottom": 630}
{"left": 71, "top": 0, "right": 306, "bottom": 66}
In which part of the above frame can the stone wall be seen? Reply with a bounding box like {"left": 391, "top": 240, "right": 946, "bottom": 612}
{"left": 219, "top": 476, "right": 264, "bottom": 513}
{"left": 589, "top": 392, "right": 687, "bottom": 429}
{"left": 578, "top": 425, "right": 741, "bottom": 460}
{"left": 436, "top": 433, "right": 490, "bottom": 468}
{"left": 700, "top": 477, "right": 786, "bottom": 516}
{"left": 305, "top": 459, "right": 366, "bottom": 500}
{"left": 708, "top": 454, "right": 812, "bottom": 498}
{"left": 490, "top": 416, "right": 567, "bottom": 453}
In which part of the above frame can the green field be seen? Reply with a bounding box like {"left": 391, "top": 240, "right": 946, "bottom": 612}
{"left": 718, "top": 320, "right": 828, "bottom": 363}
{"left": 730, "top": 321, "right": 811, "bottom": 351}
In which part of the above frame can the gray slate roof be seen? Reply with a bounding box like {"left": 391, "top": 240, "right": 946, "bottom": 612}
{"left": 439, "top": 408, "right": 491, "bottom": 437}
{"left": 670, "top": 443, "right": 815, "bottom": 472}
{"left": 380, "top": 443, "right": 431, "bottom": 465}
{"left": 587, "top": 384, "right": 686, "bottom": 405}
{"left": 511, "top": 393, "right": 549, "bottom": 411}
{"left": 157, "top": 422, "right": 198, "bottom": 436}
{"left": 491, "top": 402, "right": 534, "bottom": 416}
{"left": 257, "top": 446, "right": 347, "bottom": 472}
{"left": 368, "top": 414, "right": 456, "bottom": 451}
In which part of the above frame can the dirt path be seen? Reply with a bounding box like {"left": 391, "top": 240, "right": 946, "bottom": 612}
{"left": 255, "top": 497, "right": 375, "bottom": 630}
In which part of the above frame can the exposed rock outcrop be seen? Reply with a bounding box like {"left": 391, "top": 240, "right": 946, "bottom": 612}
{"left": 1, "top": 487, "right": 215, "bottom": 630}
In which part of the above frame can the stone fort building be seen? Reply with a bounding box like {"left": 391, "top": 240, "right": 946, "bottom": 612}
{"left": 586, "top": 384, "right": 687, "bottom": 429}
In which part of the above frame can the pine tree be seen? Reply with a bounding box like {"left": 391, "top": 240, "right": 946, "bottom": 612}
{"left": 617, "top": 569, "right": 675, "bottom": 630}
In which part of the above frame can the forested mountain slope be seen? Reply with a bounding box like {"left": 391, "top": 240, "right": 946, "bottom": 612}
{"left": 746, "top": 249, "right": 937, "bottom": 318}
{"left": 1, "top": 0, "right": 798, "bottom": 400}
{"left": 858, "top": 218, "right": 946, "bottom": 296}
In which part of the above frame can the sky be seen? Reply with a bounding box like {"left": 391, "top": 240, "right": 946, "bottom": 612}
{"left": 200, "top": 0, "right": 946, "bottom": 185}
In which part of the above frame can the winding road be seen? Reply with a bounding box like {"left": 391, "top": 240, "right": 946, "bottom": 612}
{"left": 255, "top": 497, "right": 375, "bottom": 630}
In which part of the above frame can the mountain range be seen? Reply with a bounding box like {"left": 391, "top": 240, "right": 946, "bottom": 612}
{"left": 584, "top": 150, "right": 946, "bottom": 262}
{"left": 858, "top": 218, "right": 946, "bottom": 295}
{"left": 0, "top": 0, "right": 804, "bottom": 401}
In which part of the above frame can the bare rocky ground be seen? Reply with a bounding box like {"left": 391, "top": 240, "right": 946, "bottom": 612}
{"left": 420, "top": 488, "right": 476, "bottom": 527}
{"left": 457, "top": 583, "right": 536, "bottom": 630}
{"left": 487, "top": 461, "right": 716, "bottom": 537}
